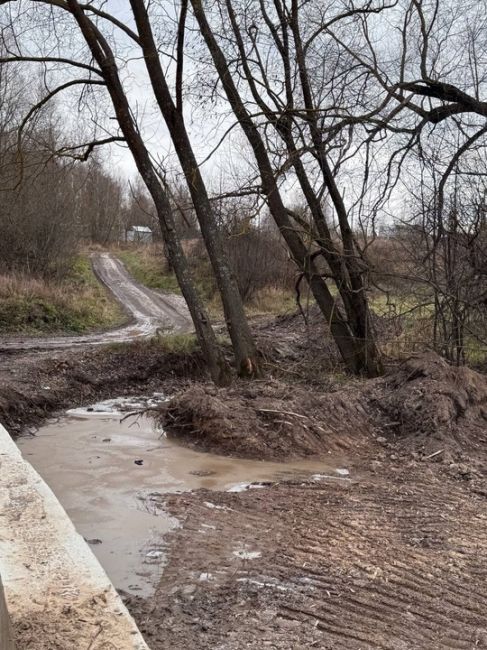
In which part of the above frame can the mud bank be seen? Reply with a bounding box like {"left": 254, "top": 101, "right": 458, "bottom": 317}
{"left": 0, "top": 343, "right": 204, "bottom": 435}
{"left": 160, "top": 353, "right": 487, "bottom": 462}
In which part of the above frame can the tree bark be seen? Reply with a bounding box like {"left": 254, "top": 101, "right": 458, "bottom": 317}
{"left": 190, "top": 0, "right": 378, "bottom": 376}
{"left": 289, "top": 0, "right": 383, "bottom": 377}
{"left": 66, "top": 0, "right": 232, "bottom": 385}
{"left": 129, "top": 0, "right": 261, "bottom": 378}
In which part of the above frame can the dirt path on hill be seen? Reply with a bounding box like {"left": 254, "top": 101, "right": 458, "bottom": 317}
{"left": 0, "top": 252, "right": 191, "bottom": 351}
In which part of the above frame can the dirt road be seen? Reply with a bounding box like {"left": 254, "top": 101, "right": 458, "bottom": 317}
{"left": 125, "top": 465, "right": 487, "bottom": 650}
{"left": 0, "top": 253, "right": 191, "bottom": 351}
{"left": 2, "top": 300, "right": 487, "bottom": 648}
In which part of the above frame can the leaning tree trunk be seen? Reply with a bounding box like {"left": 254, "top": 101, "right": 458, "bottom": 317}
{"left": 128, "top": 0, "right": 261, "bottom": 378}
{"left": 190, "top": 0, "right": 380, "bottom": 377}
{"left": 289, "top": 1, "right": 383, "bottom": 377}
{"left": 66, "top": 0, "right": 231, "bottom": 386}
{"left": 223, "top": 0, "right": 382, "bottom": 377}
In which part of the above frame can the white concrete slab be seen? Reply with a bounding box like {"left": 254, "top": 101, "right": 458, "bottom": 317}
{"left": 0, "top": 423, "right": 150, "bottom": 649}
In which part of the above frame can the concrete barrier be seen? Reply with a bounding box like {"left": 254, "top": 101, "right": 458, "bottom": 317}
{"left": 0, "top": 574, "right": 15, "bottom": 650}
{"left": 0, "top": 423, "right": 150, "bottom": 650}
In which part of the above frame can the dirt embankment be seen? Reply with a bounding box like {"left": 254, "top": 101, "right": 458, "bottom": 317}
{"left": 122, "top": 351, "right": 487, "bottom": 650}
{"left": 0, "top": 343, "right": 203, "bottom": 435}
{"left": 160, "top": 379, "right": 371, "bottom": 460}
{"left": 159, "top": 352, "right": 487, "bottom": 466}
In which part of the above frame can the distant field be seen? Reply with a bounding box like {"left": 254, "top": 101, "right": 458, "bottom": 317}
{"left": 0, "top": 255, "right": 125, "bottom": 335}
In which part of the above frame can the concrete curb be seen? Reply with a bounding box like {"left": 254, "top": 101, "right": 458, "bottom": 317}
{"left": 0, "top": 423, "right": 150, "bottom": 649}
{"left": 0, "top": 574, "right": 15, "bottom": 650}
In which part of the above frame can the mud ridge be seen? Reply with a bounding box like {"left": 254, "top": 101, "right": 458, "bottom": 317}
{"left": 0, "top": 344, "right": 204, "bottom": 435}
{"left": 160, "top": 352, "right": 487, "bottom": 462}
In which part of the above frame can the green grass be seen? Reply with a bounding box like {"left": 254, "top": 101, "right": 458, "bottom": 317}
{"left": 153, "top": 331, "right": 231, "bottom": 353}
{"left": 117, "top": 248, "right": 182, "bottom": 294}
{"left": 106, "top": 332, "right": 205, "bottom": 356}
{"left": 0, "top": 255, "right": 125, "bottom": 334}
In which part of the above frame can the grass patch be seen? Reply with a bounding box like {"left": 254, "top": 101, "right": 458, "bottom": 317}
{"left": 117, "top": 247, "right": 181, "bottom": 294}
{"left": 116, "top": 246, "right": 301, "bottom": 319}
{"left": 246, "top": 287, "right": 298, "bottom": 317}
{"left": 106, "top": 333, "right": 201, "bottom": 357}
{"left": 0, "top": 255, "right": 125, "bottom": 334}
{"left": 107, "top": 331, "right": 234, "bottom": 359}
{"left": 155, "top": 332, "right": 199, "bottom": 353}
{"left": 152, "top": 331, "right": 230, "bottom": 354}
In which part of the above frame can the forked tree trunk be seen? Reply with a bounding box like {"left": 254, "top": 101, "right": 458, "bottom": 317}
{"left": 223, "top": 0, "right": 382, "bottom": 377}
{"left": 190, "top": 0, "right": 382, "bottom": 377}
{"left": 66, "top": 0, "right": 232, "bottom": 386}
{"left": 128, "top": 0, "right": 261, "bottom": 378}
{"left": 289, "top": 1, "right": 382, "bottom": 377}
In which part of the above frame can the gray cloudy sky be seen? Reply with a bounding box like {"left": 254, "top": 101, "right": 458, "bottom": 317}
{"left": 103, "top": 0, "right": 247, "bottom": 186}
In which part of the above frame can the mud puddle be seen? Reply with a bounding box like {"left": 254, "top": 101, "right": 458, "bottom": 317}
{"left": 17, "top": 397, "right": 347, "bottom": 597}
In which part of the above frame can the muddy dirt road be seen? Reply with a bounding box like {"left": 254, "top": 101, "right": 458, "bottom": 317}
{"left": 125, "top": 465, "right": 487, "bottom": 650}
{"left": 0, "top": 253, "right": 191, "bottom": 351}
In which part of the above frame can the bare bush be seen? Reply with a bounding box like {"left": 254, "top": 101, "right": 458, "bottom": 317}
{"left": 0, "top": 151, "right": 80, "bottom": 277}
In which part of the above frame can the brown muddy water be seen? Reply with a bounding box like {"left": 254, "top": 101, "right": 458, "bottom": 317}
{"left": 17, "top": 397, "right": 348, "bottom": 597}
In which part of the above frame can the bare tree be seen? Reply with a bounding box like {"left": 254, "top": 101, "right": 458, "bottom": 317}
{"left": 325, "top": 0, "right": 487, "bottom": 364}
{"left": 189, "top": 0, "right": 385, "bottom": 376}
{"left": 0, "top": 0, "right": 233, "bottom": 384}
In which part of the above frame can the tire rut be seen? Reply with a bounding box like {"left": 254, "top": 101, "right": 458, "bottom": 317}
{"left": 124, "top": 470, "right": 487, "bottom": 650}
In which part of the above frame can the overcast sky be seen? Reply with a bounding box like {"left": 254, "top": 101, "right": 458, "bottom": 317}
{"left": 102, "top": 0, "right": 249, "bottom": 188}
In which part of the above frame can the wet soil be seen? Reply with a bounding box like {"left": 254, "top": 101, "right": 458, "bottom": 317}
{"left": 0, "top": 343, "right": 203, "bottom": 435}
{"left": 19, "top": 409, "right": 344, "bottom": 598}
{"left": 2, "top": 307, "right": 487, "bottom": 649}
{"left": 160, "top": 352, "right": 487, "bottom": 464}
{"left": 124, "top": 354, "right": 487, "bottom": 650}
{"left": 124, "top": 465, "right": 487, "bottom": 650}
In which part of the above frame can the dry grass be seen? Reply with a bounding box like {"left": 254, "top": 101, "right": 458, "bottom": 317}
{"left": 115, "top": 244, "right": 181, "bottom": 294}
{"left": 0, "top": 256, "right": 125, "bottom": 334}
{"left": 115, "top": 244, "right": 301, "bottom": 319}
{"left": 246, "top": 286, "right": 299, "bottom": 317}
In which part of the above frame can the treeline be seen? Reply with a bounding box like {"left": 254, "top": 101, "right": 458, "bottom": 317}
{"left": 1, "top": 0, "right": 486, "bottom": 379}
{"left": 0, "top": 145, "right": 152, "bottom": 277}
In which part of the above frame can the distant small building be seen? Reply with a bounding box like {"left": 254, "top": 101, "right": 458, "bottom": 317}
{"left": 126, "top": 225, "right": 153, "bottom": 244}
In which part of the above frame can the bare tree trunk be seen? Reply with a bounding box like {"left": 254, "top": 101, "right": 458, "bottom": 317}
{"left": 66, "top": 0, "right": 231, "bottom": 386}
{"left": 223, "top": 0, "right": 382, "bottom": 377}
{"left": 128, "top": 0, "right": 261, "bottom": 378}
{"left": 288, "top": 0, "right": 382, "bottom": 377}
{"left": 190, "top": 0, "right": 381, "bottom": 376}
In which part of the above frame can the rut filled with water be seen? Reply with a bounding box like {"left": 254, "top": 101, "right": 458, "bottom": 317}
{"left": 17, "top": 397, "right": 348, "bottom": 597}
